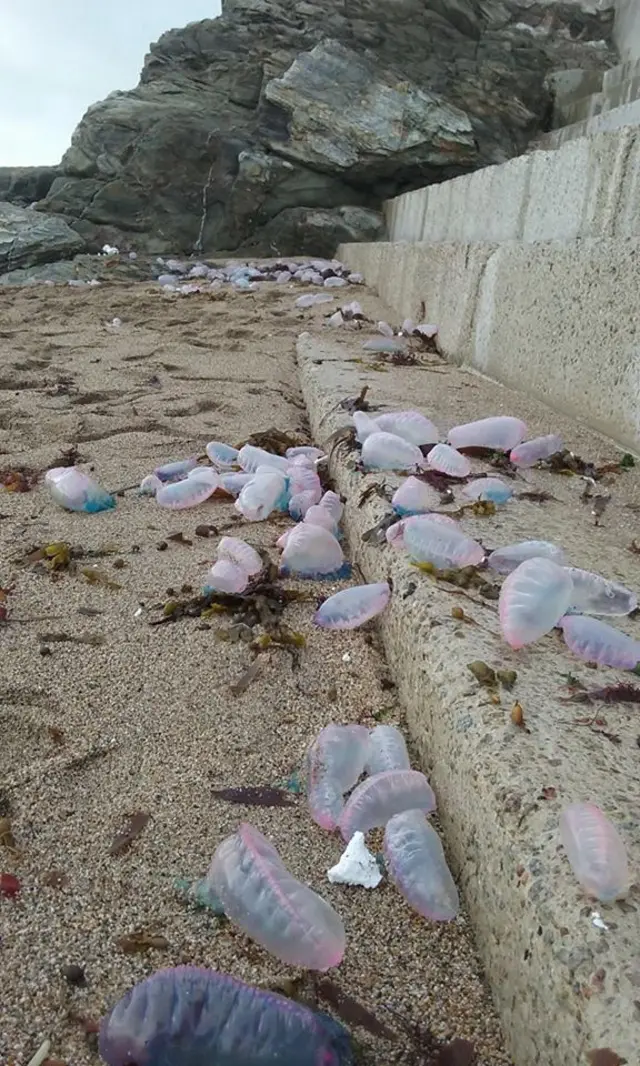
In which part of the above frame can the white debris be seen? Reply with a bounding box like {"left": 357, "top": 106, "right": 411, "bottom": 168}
{"left": 101, "top": 244, "right": 119, "bottom": 256}
{"left": 591, "top": 910, "right": 609, "bottom": 931}
{"left": 327, "top": 831, "right": 382, "bottom": 888}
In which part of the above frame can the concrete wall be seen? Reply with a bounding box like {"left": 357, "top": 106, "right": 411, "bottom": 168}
{"left": 338, "top": 237, "right": 640, "bottom": 452}
{"left": 615, "top": 0, "right": 640, "bottom": 61}
{"left": 385, "top": 127, "right": 640, "bottom": 244}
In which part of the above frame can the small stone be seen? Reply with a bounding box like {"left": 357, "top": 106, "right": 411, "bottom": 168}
{"left": 62, "top": 963, "right": 86, "bottom": 986}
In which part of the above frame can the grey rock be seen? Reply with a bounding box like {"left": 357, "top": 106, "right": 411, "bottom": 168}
{"left": 0, "top": 167, "right": 61, "bottom": 207}
{"left": 33, "top": 0, "right": 616, "bottom": 257}
{"left": 0, "top": 201, "right": 85, "bottom": 275}
{"left": 261, "top": 40, "right": 478, "bottom": 179}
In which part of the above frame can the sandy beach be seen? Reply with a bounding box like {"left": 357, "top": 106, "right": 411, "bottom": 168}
{"left": 0, "top": 278, "right": 510, "bottom": 1065}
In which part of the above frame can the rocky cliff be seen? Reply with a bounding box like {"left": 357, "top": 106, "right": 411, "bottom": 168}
{"left": 37, "top": 0, "right": 616, "bottom": 257}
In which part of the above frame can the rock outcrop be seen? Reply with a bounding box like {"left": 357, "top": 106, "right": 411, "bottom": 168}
{"left": 0, "top": 167, "right": 61, "bottom": 207}
{"left": 37, "top": 0, "right": 615, "bottom": 257}
{"left": 0, "top": 202, "right": 85, "bottom": 274}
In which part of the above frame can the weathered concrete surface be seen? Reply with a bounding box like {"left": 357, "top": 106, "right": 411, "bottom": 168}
{"left": 615, "top": 0, "right": 640, "bottom": 61}
{"left": 536, "top": 97, "right": 640, "bottom": 147}
{"left": 296, "top": 319, "right": 640, "bottom": 1066}
{"left": 338, "top": 238, "right": 640, "bottom": 452}
{"left": 385, "top": 127, "right": 640, "bottom": 243}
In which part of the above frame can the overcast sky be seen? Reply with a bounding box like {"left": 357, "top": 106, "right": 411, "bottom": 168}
{"left": 0, "top": 1, "right": 221, "bottom": 167}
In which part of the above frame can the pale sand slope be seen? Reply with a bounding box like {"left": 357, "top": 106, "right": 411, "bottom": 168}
{"left": 0, "top": 281, "right": 509, "bottom": 1065}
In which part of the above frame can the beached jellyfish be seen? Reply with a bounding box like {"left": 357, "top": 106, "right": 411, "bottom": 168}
{"left": 295, "top": 293, "right": 335, "bottom": 308}
{"left": 384, "top": 810, "right": 459, "bottom": 921}
{"left": 426, "top": 443, "right": 471, "bottom": 478}
{"left": 138, "top": 474, "right": 163, "bottom": 497}
{"left": 362, "top": 338, "right": 407, "bottom": 354}
{"left": 99, "top": 965, "right": 353, "bottom": 1066}
{"left": 318, "top": 491, "right": 343, "bottom": 524}
{"left": 564, "top": 568, "right": 637, "bottom": 616}
{"left": 285, "top": 446, "right": 326, "bottom": 462}
{"left": 374, "top": 410, "right": 439, "bottom": 447}
{"left": 391, "top": 476, "right": 441, "bottom": 516}
{"left": 365, "top": 725, "right": 410, "bottom": 775}
{"left": 339, "top": 770, "right": 436, "bottom": 841}
{"left": 447, "top": 416, "right": 527, "bottom": 452}
{"left": 559, "top": 615, "right": 640, "bottom": 669}
{"left": 237, "top": 445, "right": 290, "bottom": 474}
{"left": 560, "top": 802, "right": 630, "bottom": 901}
{"left": 352, "top": 411, "right": 378, "bottom": 443}
{"left": 314, "top": 583, "right": 391, "bottom": 629}
{"left": 510, "top": 434, "right": 563, "bottom": 468}
{"left": 205, "top": 440, "right": 239, "bottom": 468}
{"left": 221, "top": 472, "right": 254, "bottom": 496}
{"left": 402, "top": 515, "right": 484, "bottom": 569}
{"left": 280, "top": 525, "right": 349, "bottom": 580}
{"left": 45, "top": 467, "right": 115, "bottom": 514}
{"left": 306, "top": 724, "right": 371, "bottom": 829}
{"left": 303, "top": 504, "right": 338, "bottom": 533}
{"left": 204, "top": 559, "right": 249, "bottom": 594}
{"left": 361, "top": 432, "right": 424, "bottom": 472}
{"left": 236, "top": 470, "right": 288, "bottom": 521}
{"left": 462, "top": 477, "right": 513, "bottom": 504}
{"left": 487, "top": 541, "right": 566, "bottom": 575}
{"left": 499, "top": 557, "right": 573, "bottom": 649}
{"left": 205, "top": 824, "right": 345, "bottom": 969}
{"left": 217, "top": 537, "right": 263, "bottom": 577}
{"left": 154, "top": 457, "right": 199, "bottom": 482}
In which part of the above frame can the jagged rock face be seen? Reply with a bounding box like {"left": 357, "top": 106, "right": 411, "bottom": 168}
{"left": 0, "top": 201, "right": 85, "bottom": 273}
{"left": 37, "top": 0, "right": 616, "bottom": 257}
{"left": 0, "top": 167, "right": 61, "bottom": 207}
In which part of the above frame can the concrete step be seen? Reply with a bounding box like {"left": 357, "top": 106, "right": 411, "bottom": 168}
{"left": 550, "top": 57, "right": 640, "bottom": 129}
{"left": 337, "top": 236, "right": 640, "bottom": 452}
{"left": 297, "top": 321, "right": 640, "bottom": 1066}
{"left": 385, "top": 126, "right": 640, "bottom": 246}
{"left": 533, "top": 97, "right": 640, "bottom": 147}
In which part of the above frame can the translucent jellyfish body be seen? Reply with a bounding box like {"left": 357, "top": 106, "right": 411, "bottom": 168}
{"left": 374, "top": 410, "right": 439, "bottom": 447}
{"left": 426, "top": 443, "right": 471, "bottom": 478}
{"left": 392, "top": 476, "right": 441, "bottom": 517}
{"left": 306, "top": 724, "right": 371, "bottom": 829}
{"left": 402, "top": 515, "right": 484, "bottom": 570}
{"left": 487, "top": 541, "right": 565, "bottom": 575}
{"left": 447, "top": 416, "right": 527, "bottom": 452}
{"left": 237, "top": 445, "right": 290, "bottom": 474}
{"left": 560, "top": 802, "right": 630, "bottom": 901}
{"left": 236, "top": 470, "right": 288, "bottom": 521}
{"left": 564, "top": 567, "right": 637, "bottom": 616}
{"left": 156, "top": 476, "right": 219, "bottom": 510}
{"left": 205, "top": 823, "right": 345, "bottom": 970}
{"left": 98, "top": 965, "right": 353, "bottom": 1066}
{"left": 362, "top": 432, "right": 425, "bottom": 472}
{"left": 280, "top": 525, "right": 349, "bottom": 580}
{"left": 462, "top": 477, "right": 513, "bottom": 504}
{"left": 339, "top": 770, "right": 436, "bottom": 841}
{"left": 510, "top": 434, "right": 563, "bottom": 468}
{"left": 559, "top": 615, "right": 640, "bottom": 669}
{"left": 45, "top": 467, "right": 115, "bottom": 514}
{"left": 205, "top": 440, "right": 239, "bottom": 468}
{"left": 365, "top": 725, "right": 410, "bottom": 775}
{"left": 217, "top": 536, "right": 263, "bottom": 577}
{"left": 204, "top": 559, "right": 249, "bottom": 594}
{"left": 154, "top": 457, "right": 199, "bottom": 482}
{"left": 499, "top": 557, "right": 573, "bottom": 649}
{"left": 384, "top": 810, "right": 459, "bottom": 921}
{"left": 314, "top": 583, "right": 391, "bottom": 629}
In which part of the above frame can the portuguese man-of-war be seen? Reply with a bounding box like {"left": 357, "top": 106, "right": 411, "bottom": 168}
{"left": 447, "top": 416, "right": 527, "bottom": 452}
{"left": 384, "top": 810, "right": 460, "bottom": 921}
{"left": 205, "top": 440, "right": 239, "bottom": 468}
{"left": 361, "top": 431, "right": 425, "bottom": 472}
{"left": 280, "top": 524, "right": 350, "bottom": 580}
{"left": 365, "top": 725, "right": 410, "bottom": 775}
{"left": 98, "top": 964, "right": 353, "bottom": 1066}
{"left": 204, "top": 823, "right": 346, "bottom": 970}
{"left": 499, "top": 557, "right": 573, "bottom": 649}
{"left": 154, "top": 456, "right": 198, "bottom": 482}
{"left": 306, "top": 724, "right": 371, "bottom": 829}
{"left": 564, "top": 567, "right": 637, "bottom": 616}
{"left": 559, "top": 615, "right": 640, "bottom": 669}
{"left": 45, "top": 467, "right": 115, "bottom": 514}
{"left": 217, "top": 536, "right": 263, "bottom": 577}
{"left": 391, "top": 476, "right": 441, "bottom": 517}
{"left": 559, "top": 802, "right": 630, "bottom": 902}
{"left": 402, "top": 515, "right": 484, "bottom": 570}
{"left": 338, "top": 770, "right": 436, "bottom": 842}
{"left": 426, "top": 443, "right": 471, "bottom": 478}
{"left": 374, "top": 410, "right": 439, "bottom": 447}
{"left": 314, "top": 583, "right": 391, "bottom": 630}
{"left": 204, "top": 559, "right": 249, "bottom": 594}
{"left": 236, "top": 470, "right": 288, "bottom": 521}
{"left": 462, "top": 477, "right": 513, "bottom": 505}
{"left": 509, "top": 434, "right": 563, "bottom": 468}
{"left": 156, "top": 475, "right": 219, "bottom": 510}
{"left": 487, "top": 540, "right": 565, "bottom": 574}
